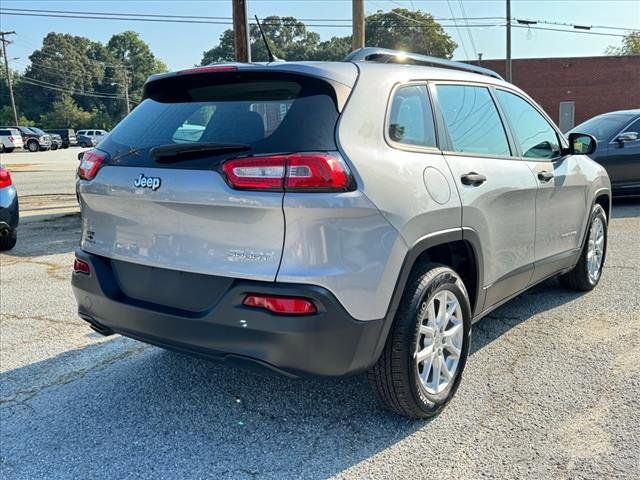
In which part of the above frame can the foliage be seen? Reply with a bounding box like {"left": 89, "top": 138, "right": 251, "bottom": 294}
{"left": 605, "top": 32, "right": 640, "bottom": 55}
{"left": 0, "top": 106, "right": 34, "bottom": 126}
{"left": 38, "top": 95, "right": 92, "bottom": 129}
{"left": 8, "top": 31, "right": 167, "bottom": 129}
{"left": 201, "top": 9, "right": 457, "bottom": 64}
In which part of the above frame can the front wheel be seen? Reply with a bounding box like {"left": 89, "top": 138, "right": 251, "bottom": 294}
{"left": 51, "top": 143, "right": 58, "bottom": 150}
{"left": 368, "top": 264, "right": 472, "bottom": 418}
{"left": 27, "top": 140, "right": 39, "bottom": 152}
{"left": 560, "top": 203, "right": 607, "bottom": 291}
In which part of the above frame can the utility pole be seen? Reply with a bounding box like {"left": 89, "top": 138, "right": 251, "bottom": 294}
{"left": 506, "top": 0, "right": 512, "bottom": 82}
{"left": 123, "top": 68, "right": 130, "bottom": 114}
{"left": 0, "top": 31, "right": 18, "bottom": 125}
{"left": 232, "top": 0, "right": 251, "bottom": 62}
{"left": 478, "top": 53, "right": 483, "bottom": 66}
{"left": 352, "top": 0, "right": 365, "bottom": 51}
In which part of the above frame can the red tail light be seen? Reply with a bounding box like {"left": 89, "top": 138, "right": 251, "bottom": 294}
{"left": 222, "top": 153, "right": 353, "bottom": 192}
{"left": 73, "top": 258, "right": 91, "bottom": 275}
{"left": 77, "top": 149, "right": 105, "bottom": 180}
{"left": 0, "top": 168, "right": 12, "bottom": 188}
{"left": 243, "top": 294, "right": 317, "bottom": 315}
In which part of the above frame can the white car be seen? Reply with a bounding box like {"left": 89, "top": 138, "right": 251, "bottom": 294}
{"left": 0, "top": 128, "right": 24, "bottom": 153}
{"left": 76, "top": 129, "right": 108, "bottom": 146}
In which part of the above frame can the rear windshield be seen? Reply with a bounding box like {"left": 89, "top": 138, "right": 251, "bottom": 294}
{"left": 100, "top": 72, "right": 342, "bottom": 169}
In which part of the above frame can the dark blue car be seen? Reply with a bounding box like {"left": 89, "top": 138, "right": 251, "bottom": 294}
{"left": 570, "top": 109, "right": 640, "bottom": 197}
{"left": 0, "top": 166, "right": 18, "bottom": 250}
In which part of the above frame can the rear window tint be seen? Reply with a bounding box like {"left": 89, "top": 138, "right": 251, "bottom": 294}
{"left": 102, "top": 72, "right": 341, "bottom": 168}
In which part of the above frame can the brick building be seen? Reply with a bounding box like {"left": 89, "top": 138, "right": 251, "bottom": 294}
{"left": 470, "top": 55, "right": 640, "bottom": 131}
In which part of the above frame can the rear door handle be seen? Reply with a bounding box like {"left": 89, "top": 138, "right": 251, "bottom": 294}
{"left": 460, "top": 172, "right": 487, "bottom": 186}
{"left": 538, "top": 171, "right": 554, "bottom": 182}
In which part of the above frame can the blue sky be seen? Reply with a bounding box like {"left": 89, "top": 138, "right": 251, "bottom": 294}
{"left": 1, "top": 0, "right": 638, "bottom": 71}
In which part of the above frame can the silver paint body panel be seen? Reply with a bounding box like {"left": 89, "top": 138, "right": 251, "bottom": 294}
{"left": 77, "top": 60, "right": 611, "bottom": 323}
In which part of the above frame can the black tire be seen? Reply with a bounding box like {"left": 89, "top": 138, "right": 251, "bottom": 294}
{"left": 51, "top": 143, "right": 58, "bottom": 151}
{"left": 0, "top": 228, "right": 17, "bottom": 251}
{"left": 368, "top": 263, "right": 472, "bottom": 418}
{"left": 5, "top": 147, "right": 14, "bottom": 153}
{"left": 27, "top": 140, "right": 39, "bottom": 152}
{"left": 560, "top": 204, "right": 607, "bottom": 291}
{"left": 0, "top": 144, "right": 4, "bottom": 153}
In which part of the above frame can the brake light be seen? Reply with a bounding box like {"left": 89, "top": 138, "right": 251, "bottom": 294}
{"left": 0, "top": 168, "right": 12, "bottom": 188}
{"left": 243, "top": 294, "right": 317, "bottom": 315}
{"left": 77, "top": 149, "right": 106, "bottom": 180}
{"left": 178, "top": 65, "right": 238, "bottom": 75}
{"left": 73, "top": 258, "right": 91, "bottom": 275}
{"left": 222, "top": 153, "right": 352, "bottom": 192}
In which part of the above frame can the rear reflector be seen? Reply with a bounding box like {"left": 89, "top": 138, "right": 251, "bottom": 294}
{"left": 73, "top": 259, "right": 91, "bottom": 275}
{"left": 223, "top": 153, "right": 352, "bottom": 192}
{"left": 77, "top": 149, "right": 106, "bottom": 180}
{"left": 243, "top": 294, "right": 317, "bottom": 315}
{"left": 0, "top": 168, "right": 12, "bottom": 188}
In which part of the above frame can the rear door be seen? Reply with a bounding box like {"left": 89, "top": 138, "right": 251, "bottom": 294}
{"left": 77, "top": 69, "right": 344, "bottom": 281}
{"left": 432, "top": 83, "right": 537, "bottom": 310}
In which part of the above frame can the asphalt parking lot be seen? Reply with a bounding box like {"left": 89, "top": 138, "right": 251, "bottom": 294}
{"left": 1, "top": 200, "right": 639, "bottom": 478}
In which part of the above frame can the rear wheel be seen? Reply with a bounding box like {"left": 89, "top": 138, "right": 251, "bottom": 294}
{"left": 51, "top": 143, "right": 58, "bottom": 151}
{"left": 27, "top": 140, "right": 39, "bottom": 152}
{"left": 5, "top": 147, "right": 14, "bottom": 153}
{"left": 560, "top": 204, "right": 607, "bottom": 291}
{"left": 0, "top": 228, "right": 17, "bottom": 251}
{"left": 368, "top": 264, "right": 472, "bottom": 418}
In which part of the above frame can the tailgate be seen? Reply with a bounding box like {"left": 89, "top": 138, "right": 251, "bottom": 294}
{"left": 77, "top": 68, "right": 347, "bottom": 281}
{"left": 79, "top": 166, "right": 284, "bottom": 280}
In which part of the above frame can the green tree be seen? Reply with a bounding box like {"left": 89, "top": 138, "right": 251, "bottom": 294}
{"left": 365, "top": 9, "right": 456, "bottom": 59}
{"left": 201, "top": 9, "right": 457, "bottom": 64}
{"left": 0, "top": 106, "right": 33, "bottom": 126}
{"left": 39, "top": 95, "right": 92, "bottom": 129}
{"left": 106, "top": 31, "right": 168, "bottom": 104}
{"left": 606, "top": 31, "right": 640, "bottom": 55}
{"left": 201, "top": 16, "right": 321, "bottom": 64}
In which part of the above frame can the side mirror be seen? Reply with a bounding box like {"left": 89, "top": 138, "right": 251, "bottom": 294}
{"left": 567, "top": 132, "right": 597, "bottom": 155}
{"left": 616, "top": 131, "right": 638, "bottom": 143}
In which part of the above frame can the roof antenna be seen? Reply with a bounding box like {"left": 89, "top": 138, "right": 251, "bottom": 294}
{"left": 254, "top": 15, "right": 282, "bottom": 62}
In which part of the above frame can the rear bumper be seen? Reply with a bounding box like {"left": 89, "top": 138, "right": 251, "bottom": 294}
{"left": 71, "top": 249, "right": 386, "bottom": 377}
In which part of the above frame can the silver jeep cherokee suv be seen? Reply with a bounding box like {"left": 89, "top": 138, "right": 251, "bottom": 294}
{"left": 72, "top": 48, "right": 610, "bottom": 418}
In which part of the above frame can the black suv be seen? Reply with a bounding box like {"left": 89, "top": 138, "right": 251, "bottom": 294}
{"left": 0, "top": 126, "right": 52, "bottom": 152}
{"left": 46, "top": 128, "right": 77, "bottom": 148}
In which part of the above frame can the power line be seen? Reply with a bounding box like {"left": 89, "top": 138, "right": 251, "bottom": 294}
{"left": 19, "top": 77, "right": 124, "bottom": 99}
{"left": 445, "top": 0, "right": 470, "bottom": 59}
{"left": 458, "top": 0, "right": 479, "bottom": 59}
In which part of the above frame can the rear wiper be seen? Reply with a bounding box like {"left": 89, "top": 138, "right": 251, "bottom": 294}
{"left": 151, "top": 143, "right": 251, "bottom": 163}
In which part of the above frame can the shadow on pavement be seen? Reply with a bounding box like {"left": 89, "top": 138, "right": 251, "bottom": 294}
{"left": 2, "top": 213, "right": 80, "bottom": 258}
{"left": 1, "top": 274, "right": 589, "bottom": 479}
{"left": 611, "top": 197, "right": 640, "bottom": 218}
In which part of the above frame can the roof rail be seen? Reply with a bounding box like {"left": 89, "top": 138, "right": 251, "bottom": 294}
{"left": 343, "top": 47, "right": 504, "bottom": 81}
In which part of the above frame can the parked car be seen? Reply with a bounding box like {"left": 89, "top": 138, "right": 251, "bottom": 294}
{"left": 0, "top": 126, "right": 51, "bottom": 152}
{"left": 76, "top": 129, "right": 108, "bottom": 145}
{"left": 0, "top": 166, "right": 19, "bottom": 250}
{"left": 0, "top": 128, "right": 24, "bottom": 153}
{"left": 72, "top": 49, "right": 610, "bottom": 418}
{"left": 569, "top": 109, "right": 640, "bottom": 197}
{"left": 76, "top": 134, "right": 97, "bottom": 148}
{"left": 49, "top": 133, "right": 63, "bottom": 150}
{"left": 46, "top": 129, "right": 77, "bottom": 148}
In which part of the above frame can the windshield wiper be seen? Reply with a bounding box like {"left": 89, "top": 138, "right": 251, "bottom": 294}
{"left": 151, "top": 143, "right": 251, "bottom": 163}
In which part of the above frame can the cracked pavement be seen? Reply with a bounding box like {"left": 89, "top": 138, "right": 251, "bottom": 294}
{"left": 1, "top": 202, "right": 639, "bottom": 479}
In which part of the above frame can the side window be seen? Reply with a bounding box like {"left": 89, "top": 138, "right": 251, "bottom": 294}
{"left": 436, "top": 85, "right": 511, "bottom": 156}
{"left": 388, "top": 85, "right": 437, "bottom": 148}
{"left": 623, "top": 118, "right": 640, "bottom": 135}
{"left": 496, "top": 90, "right": 561, "bottom": 159}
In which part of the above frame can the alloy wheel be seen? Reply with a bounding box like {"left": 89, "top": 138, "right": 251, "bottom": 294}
{"left": 414, "top": 290, "right": 464, "bottom": 394}
{"left": 587, "top": 216, "right": 605, "bottom": 283}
